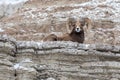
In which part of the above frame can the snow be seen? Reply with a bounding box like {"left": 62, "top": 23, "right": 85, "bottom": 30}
{"left": 0, "top": 0, "right": 28, "bottom": 17}
{"left": 14, "top": 63, "right": 35, "bottom": 71}
{"left": 47, "top": 77, "right": 55, "bottom": 80}
{"left": 0, "top": 0, "right": 119, "bottom": 23}
{"left": 14, "top": 58, "right": 33, "bottom": 70}
{"left": 81, "top": 0, "right": 120, "bottom": 22}
{"left": 46, "top": 6, "right": 54, "bottom": 11}
{"left": 17, "top": 0, "right": 120, "bottom": 25}
{"left": 45, "top": 0, "right": 120, "bottom": 22}
{"left": 0, "top": 28, "right": 4, "bottom": 32}
{"left": 0, "top": 0, "right": 28, "bottom": 4}
{"left": 14, "top": 63, "right": 20, "bottom": 69}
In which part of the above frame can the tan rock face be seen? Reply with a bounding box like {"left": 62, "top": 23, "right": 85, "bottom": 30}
{"left": 0, "top": 0, "right": 120, "bottom": 80}
{"left": 0, "top": 0, "right": 120, "bottom": 45}
{"left": 0, "top": 35, "right": 120, "bottom": 80}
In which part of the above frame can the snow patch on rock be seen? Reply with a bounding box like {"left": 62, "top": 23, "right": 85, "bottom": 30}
{"left": 0, "top": 0, "right": 28, "bottom": 18}
{"left": 14, "top": 58, "right": 33, "bottom": 70}
{"left": 0, "top": 28, "right": 4, "bottom": 32}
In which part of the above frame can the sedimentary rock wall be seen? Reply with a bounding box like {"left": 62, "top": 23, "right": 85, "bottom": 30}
{"left": 0, "top": 35, "right": 16, "bottom": 80}
{"left": 0, "top": 35, "right": 120, "bottom": 80}
{"left": 1, "top": 0, "right": 120, "bottom": 45}
{"left": 0, "top": 0, "right": 120, "bottom": 80}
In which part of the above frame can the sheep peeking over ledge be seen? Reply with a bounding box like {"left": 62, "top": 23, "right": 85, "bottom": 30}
{"left": 43, "top": 17, "right": 92, "bottom": 43}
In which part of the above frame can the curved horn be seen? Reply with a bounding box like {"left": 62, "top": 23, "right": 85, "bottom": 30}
{"left": 66, "top": 17, "right": 76, "bottom": 33}
{"left": 84, "top": 17, "right": 93, "bottom": 29}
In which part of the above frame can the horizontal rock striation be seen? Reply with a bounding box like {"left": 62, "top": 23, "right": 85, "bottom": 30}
{"left": 0, "top": 35, "right": 120, "bottom": 80}
{"left": 0, "top": 35, "right": 16, "bottom": 80}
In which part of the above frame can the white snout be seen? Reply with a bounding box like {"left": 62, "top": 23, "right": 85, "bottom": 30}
{"left": 75, "top": 27, "right": 81, "bottom": 32}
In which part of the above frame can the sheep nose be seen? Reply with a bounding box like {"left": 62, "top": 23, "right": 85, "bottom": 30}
{"left": 75, "top": 27, "right": 81, "bottom": 32}
{"left": 76, "top": 27, "right": 81, "bottom": 31}
{"left": 76, "top": 28, "right": 79, "bottom": 30}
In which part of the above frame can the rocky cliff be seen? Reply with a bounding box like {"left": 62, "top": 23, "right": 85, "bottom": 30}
{"left": 0, "top": 35, "right": 120, "bottom": 80}
{"left": 0, "top": 0, "right": 120, "bottom": 45}
{"left": 0, "top": 0, "right": 120, "bottom": 80}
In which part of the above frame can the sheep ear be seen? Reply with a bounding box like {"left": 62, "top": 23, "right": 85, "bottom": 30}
{"left": 66, "top": 17, "right": 76, "bottom": 33}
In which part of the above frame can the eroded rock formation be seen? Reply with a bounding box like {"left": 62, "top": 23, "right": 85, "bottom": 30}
{"left": 0, "top": 0, "right": 120, "bottom": 45}
{"left": 0, "top": 35, "right": 120, "bottom": 80}
{"left": 0, "top": 0, "right": 120, "bottom": 80}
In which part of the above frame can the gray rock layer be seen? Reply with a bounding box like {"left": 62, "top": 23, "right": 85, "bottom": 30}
{"left": 0, "top": 35, "right": 120, "bottom": 80}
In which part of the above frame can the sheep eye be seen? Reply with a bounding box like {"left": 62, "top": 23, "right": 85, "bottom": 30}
{"left": 72, "top": 24, "right": 76, "bottom": 26}
{"left": 81, "top": 23, "right": 85, "bottom": 26}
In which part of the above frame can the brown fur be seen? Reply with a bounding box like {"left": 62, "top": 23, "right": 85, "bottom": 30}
{"left": 57, "top": 30, "right": 84, "bottom": 43}
{"left": 43, "top": 34, "right": 58, "bottom": 41}
{"left": 43, "top": 17, "right": 92, "bottom": 43}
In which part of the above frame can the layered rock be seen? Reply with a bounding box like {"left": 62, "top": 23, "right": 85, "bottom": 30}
{"left": 0, "top": 0, "right": 120, "bottom": 45}
{"left": 15, "top": 41, "right": 120, "bottom": 80}
{"left": 0, "top": 35, "right": 16, "bottom": 80}
{"left": 0, "top": 0, "right": 120, "bottom": 80}
{"left": 0, "top": 35, "right": 120, "bottom": 80}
